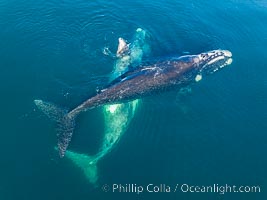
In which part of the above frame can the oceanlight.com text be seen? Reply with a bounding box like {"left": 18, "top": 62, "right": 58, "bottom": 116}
{"left": 102, "top": 183, "right": 261, "bottom": 195}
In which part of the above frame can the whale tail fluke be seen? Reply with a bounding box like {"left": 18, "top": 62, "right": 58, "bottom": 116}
{"left": 34, "top": 99, "right": 75, "bottom": 157}
{"left": 56, "top": 147, "right": 99, "bottom": 184}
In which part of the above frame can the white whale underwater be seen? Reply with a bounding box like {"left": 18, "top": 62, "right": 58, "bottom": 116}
{"left": 60, "top": 28, "right": 150, "bottom": 185}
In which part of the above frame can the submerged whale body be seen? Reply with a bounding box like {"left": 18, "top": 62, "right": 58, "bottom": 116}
{"left": 60, "top": 28, "right": 149, "bottom": 185}
{"left": 35, "top": 49, "right": 233, "bottom": 157}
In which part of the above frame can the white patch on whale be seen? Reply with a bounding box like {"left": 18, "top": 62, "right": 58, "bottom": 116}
{"left": 195, "top": 74, "right": 202, "bottom": 82}
{"left": 207, "top": 56, "right": 225, "bottom": 65}
{"left": 107, "top": 104, "right": 120, "bottom": 113}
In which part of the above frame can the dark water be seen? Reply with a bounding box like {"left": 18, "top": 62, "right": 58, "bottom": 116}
{"left": 0, "top": 0, "right": 266, "bottom": 199}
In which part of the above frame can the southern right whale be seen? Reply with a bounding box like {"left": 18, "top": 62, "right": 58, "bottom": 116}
{"left": 35, "top": 49, "right": 233, "bottom": 157}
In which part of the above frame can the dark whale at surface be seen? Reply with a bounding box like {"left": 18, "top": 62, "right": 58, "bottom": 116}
{"left": 34, "top": 49, "right": 233, "bottom": 157}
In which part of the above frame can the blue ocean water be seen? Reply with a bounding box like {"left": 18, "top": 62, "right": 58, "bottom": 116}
{"left": 0, "top": 0, "right": 266, "bottom": 199}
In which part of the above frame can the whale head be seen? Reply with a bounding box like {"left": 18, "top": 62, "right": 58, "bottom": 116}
{"left": 196, "top": 50, "right": 233, "bottom": 76}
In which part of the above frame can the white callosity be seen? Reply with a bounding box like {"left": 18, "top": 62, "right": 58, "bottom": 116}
{"left": 195, "top": 74, "right": 202, "bottom": 82}
{"left": 199, "top": 50, "right": 232, "bottom": 74}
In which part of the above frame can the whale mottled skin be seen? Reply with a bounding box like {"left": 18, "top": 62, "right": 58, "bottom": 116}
{"left": 35, "top": 49, "right": 232, "bottom": 157}
{"left": 69, "top": 50, "right": 232, "bottom": 117}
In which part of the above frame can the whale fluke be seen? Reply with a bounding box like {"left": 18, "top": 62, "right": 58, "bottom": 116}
{"left": 34, "top": 99, "right": 75, "bottom": 157}
{"left": 34, "top": 100, "right": 67, "bottom": 121}
{"left": 54, "top": 147, "right": 98, "bottom": 184}
{"left": 66, "top": 150, "right": 98, "bottom": 184}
